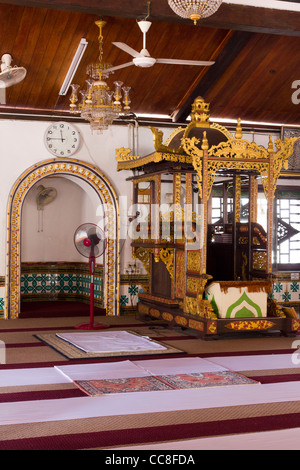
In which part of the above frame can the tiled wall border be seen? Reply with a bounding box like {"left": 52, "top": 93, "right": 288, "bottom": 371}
{"left": 21, "top": 262, "right": 104, "bottom": 307}
{"left": 13, "top": 264, "right": 149, "bottom": 316}
{"left": 272, "top": 272, "right": 300, "bottom": 307}
{"left": 119, "top": 273, "right": 149, "bottom": 315}
{"left": 2, "top": 269, "right": 300, "bottom": 317}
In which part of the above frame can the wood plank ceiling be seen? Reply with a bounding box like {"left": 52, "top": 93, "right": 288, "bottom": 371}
{"left": 0, "top": 0, "right": 300, "bottom": 127}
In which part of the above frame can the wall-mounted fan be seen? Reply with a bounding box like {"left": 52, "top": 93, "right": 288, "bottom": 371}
{"left": 36, "top": 185, "right": 58, "bottom": 232}
{"left": 106, "top": 20, "right": 215, "bottom": 73}
{"left": 74, "top": 223, "right": 108, "bottom": 330}
{"left": 0, "top": 54, "right": 26, "bottom": 88}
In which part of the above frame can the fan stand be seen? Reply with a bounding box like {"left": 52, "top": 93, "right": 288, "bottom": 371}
{"left": 75, "top": 255, "right": 109, "bottom": 330}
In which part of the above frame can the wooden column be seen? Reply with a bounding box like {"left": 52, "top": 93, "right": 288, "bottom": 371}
{"left": 185, "top": 172, "right": 193, "bottom": 240}
{"left": 267, "top": 138, "right": 275, "bottom": 277}
{"left": 173, "top": 172, "right": 182, "bottom": 240}
{"left": 248, "top": 173, "right": 258, "bottom": 279}
{"left": 200, "top": 141, "right": 209, "bottom": 276}
{"left": 223, "top": 182, "right": 228, "bottom": 225}
{"left": 250, "top": 174, "right": 258, "bottom": 223}
{"left": 153, "top": 174, "right": 161, "bottom": 262}
{"left": 233, "top": 173, "right": 241, "bottom": 280}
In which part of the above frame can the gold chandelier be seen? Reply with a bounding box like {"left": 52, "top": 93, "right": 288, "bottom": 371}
{"left": 69, "top": 20, "right": 131, "bottom": 134}
{"left": 168, "top": 0, "right": 223, "bottom": 25}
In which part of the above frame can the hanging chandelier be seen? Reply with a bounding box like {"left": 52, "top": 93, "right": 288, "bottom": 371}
{"left": 168, "top": 0, "right": 223, "bottom": 25}
{"left": 69, "top": 20, "right": 131, "bottom": 134}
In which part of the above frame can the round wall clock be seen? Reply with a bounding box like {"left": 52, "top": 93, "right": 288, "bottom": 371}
{"left": 44, "top": 121, "right": 80, "bottom": 156}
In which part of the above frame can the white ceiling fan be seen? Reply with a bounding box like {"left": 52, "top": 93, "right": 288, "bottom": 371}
{"left": 0, "top": 54, "right": 27, "bottom": 89}
{"left": 106, "top": 20, "right": 215, "bottom": 73}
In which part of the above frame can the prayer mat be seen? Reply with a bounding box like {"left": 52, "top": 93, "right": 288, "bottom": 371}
{"left": 34, "top": 330, "right": 183, "bottom": 360}
{"left": 55, "top": 330, "right": 169, "bottom": 353}
{"left": 74, "top": 371, "right": 259, "bottom": 396}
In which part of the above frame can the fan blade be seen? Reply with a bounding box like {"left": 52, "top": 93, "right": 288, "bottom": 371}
{"left": 156, "top": 58, "right": 215, "bottom": 66}
{"left": 112, "top": 42, "right": 142, "bottom": 58}
{"left": 0, "top": 67, "right": 27, "bottom": 88}
{"left": 105, "top": 62, "right": 134, "bottom": 73}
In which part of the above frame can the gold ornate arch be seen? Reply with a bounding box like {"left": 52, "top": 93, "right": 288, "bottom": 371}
{"left": 5, "top": 158, "right": 120, "bottom": 319}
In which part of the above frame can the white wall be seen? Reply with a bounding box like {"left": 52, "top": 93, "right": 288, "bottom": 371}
{"left": 0, "top": 115, "right": 295, "bottom": 309}
{"left": 21, "top": 176, "right": 104, "bottom": 263}
{"left": 0, "top": 118, "right": 175, "bottom": 285}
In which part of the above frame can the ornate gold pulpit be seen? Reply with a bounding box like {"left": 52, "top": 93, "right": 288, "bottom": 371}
{"left": 116, "top": 97, "right": 300, "bottom": 338}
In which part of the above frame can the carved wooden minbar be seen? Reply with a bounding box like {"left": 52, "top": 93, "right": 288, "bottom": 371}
{"left": 117, "top": 97, "right": 300, "bottom": 338}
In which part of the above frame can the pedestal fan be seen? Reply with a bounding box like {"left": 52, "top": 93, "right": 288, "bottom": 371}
{"left": 74, "top": 223, "right": 108, "bottom": 330}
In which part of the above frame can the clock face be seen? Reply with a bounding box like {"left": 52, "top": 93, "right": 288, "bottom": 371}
{"left": 44, "top": 122, "right": 80, "bottom": 156}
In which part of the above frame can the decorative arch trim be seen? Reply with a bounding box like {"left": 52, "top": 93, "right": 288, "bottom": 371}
{"left": 5, "top": 158, "right": 120, "bottom": 319}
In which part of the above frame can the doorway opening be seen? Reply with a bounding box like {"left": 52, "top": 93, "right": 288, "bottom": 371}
{"left": 6, "top": 158, "right": 119, "bottom": 319}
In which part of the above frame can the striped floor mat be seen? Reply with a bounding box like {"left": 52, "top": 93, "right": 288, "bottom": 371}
{"left": 0, "top": 355, "right": 300, "bottom": 450}
{"left": 0, "top": 316, "right": 300, "bottom": 450}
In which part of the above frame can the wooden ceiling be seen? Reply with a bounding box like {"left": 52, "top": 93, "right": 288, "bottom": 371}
{"left": 1, "top": 0, "right": 300, "bottom": 127}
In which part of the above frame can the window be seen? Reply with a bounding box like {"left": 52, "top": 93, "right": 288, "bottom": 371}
{"left": 276, "top": 194, "right": 300, "bottom": 266}
{"left": 210, "top": 185, "right": 300, "bottom": 270}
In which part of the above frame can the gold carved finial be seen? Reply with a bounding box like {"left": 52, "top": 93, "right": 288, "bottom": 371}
{"left": 201, "top": 131, "right": 209, "bottom": 149}
{"left": 190, "top": 97, "right": 210, "bottom": 127}
{"left": 235, "top": 118, "right": 242, "bottom": 139}
{"left": 268, "top": 135, "right": 274, "bottom": 153}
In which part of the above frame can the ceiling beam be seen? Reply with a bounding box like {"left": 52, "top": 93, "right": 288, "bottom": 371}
{"left": 1, "top": 1, "right": 300, "bottom": 36}
{"left": 171, "top": 30, "right": 253, "bottom": 123}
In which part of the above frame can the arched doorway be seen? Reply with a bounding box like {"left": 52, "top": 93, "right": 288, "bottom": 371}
{"left": 5, "top": 158, "right": 120, "bottom": 319}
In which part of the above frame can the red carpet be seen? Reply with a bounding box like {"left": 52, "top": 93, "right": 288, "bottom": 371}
{"left": 20, "top": 301, "right": 106, "bottom": 318}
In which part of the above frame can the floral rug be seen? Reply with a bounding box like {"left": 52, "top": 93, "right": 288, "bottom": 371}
{"left": 74, "top": 371, "right": 259, "bottom": 396}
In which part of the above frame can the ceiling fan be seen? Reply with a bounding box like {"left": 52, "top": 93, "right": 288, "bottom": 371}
{"left": 106, "top": 20, "right": 215, "bottom": 73}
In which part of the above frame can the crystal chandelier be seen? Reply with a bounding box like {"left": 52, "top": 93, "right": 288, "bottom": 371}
{"left": 69, "top": 20, "right": 131, "bottom": 134}
{"left": 168, "top": 0, "right": 223, "bottom": 25}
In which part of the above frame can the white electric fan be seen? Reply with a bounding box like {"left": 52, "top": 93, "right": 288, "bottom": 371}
{"left": 0, "top": 54, "right": 27, "bottom": 88}
{"left": 74, "top": 223, "right": 108, "bottom": 330}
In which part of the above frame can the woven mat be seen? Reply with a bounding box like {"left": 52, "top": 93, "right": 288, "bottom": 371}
{"left": 35, "top": 330, "right": 183, "bottom": 360}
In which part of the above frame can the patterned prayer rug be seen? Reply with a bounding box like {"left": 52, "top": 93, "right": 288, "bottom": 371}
{"left": 34, "top": 330, "right": 183, "bottom": 359}
{"left": 75, "top": 376, "right": 174, "bottom": 395}
{"left": 158, "top": 371, "right": 259, "bottom": 388}
{"left": 74, "top": 371, "right": 259, "bottom": 396}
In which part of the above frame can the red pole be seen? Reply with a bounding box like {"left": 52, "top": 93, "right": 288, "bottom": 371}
{"left": 89, "top": 278, "right": 94, "bottom": 327}
{"left": 89, "top": 256, "right": 95, "bottom": 327}
{"left": 74, "top": 253, "right": 108, "bottom": 330}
